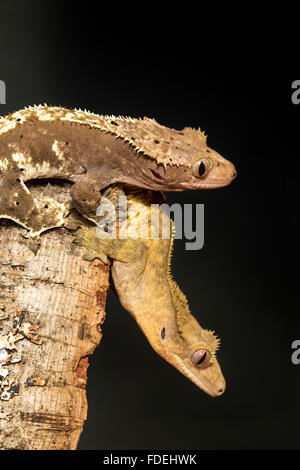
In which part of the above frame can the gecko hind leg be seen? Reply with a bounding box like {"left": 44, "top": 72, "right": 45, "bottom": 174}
{"left": 0, "top": 170, "right": 43, "bottom": 234}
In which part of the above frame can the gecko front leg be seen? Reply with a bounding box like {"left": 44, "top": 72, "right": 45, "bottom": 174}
{"left": 73, "top": 227, "right": 148, "bottom": 281}
{"left": 70, "top": 169, "right": 120, "bottom": 223}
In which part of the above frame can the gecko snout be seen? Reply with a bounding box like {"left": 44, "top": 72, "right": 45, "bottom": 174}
{"left": 212, "top": 379, "right": 226, "bottom": 397}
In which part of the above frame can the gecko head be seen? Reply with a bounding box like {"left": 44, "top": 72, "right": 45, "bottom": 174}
{"left": 185, "top": 146, "right": 237, "bottom": 190}
{"left": 141, "top": 146, "right": 237, "bottom": 192}
{"left": 134, "top": 125, "right": 236, "bottom": 191}
{"left": 165, "top": 326, "right": 226, "bottom": 397}
{"left": 144, "top": 316, "right": 226, "bottom": 397}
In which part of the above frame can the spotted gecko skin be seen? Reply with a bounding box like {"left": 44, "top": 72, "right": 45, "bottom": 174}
{"left": 0, "top": 105, "right": 236, "bottom": 235}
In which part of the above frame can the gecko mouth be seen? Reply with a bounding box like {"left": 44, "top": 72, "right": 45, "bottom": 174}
{"left": 180, "top": 177, "right": 236, "bottom": 190}
{"left": 150, "top": 169, "right": 163, "bottom": 180}
{"left": 172, "top": 354, "right": 224, "bottom": 397}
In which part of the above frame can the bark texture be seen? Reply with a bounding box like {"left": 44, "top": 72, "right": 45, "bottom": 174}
{"left": 0, "top": 185, "right": 109, "bottom": 450}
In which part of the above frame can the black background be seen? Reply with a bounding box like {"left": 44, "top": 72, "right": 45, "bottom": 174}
{"left": 0, "top": 2, "right": 298, "bottom": 450}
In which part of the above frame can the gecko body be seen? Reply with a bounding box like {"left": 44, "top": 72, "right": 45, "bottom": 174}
{"left": 0, "top": 106, "right": 236, "bottom": 235}
{"left": 74, "top": 185, "right": 225, "bottom": 397}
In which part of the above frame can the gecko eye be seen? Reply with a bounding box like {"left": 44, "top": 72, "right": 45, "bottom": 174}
{"left": 161, "top": 327, "right": 165, "bottom": 340}
{"left": 192, "top": 158, "right": 212, "bottom": 178}
{"left": 191, "top": 349, "right": 211, "bottom": 368}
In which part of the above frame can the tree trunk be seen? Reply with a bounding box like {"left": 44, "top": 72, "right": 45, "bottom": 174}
{"left": 0, "top": 185, "right": 109, "bottom": 450}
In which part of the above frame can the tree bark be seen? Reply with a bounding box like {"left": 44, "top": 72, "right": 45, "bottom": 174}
{"left": 0, "top": 184, "right": 109, "bottom": 450}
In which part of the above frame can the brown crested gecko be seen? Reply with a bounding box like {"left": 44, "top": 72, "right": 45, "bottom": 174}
{"left": 74, "top": 185, "right": 225, "bottom": 397}
{"left": 0, "top": 105, "right": 236, "bottom": 236}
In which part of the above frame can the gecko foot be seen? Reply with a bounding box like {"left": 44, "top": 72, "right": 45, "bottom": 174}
{"left": 72, "top": 227, "right": 111, "bottom": 264}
